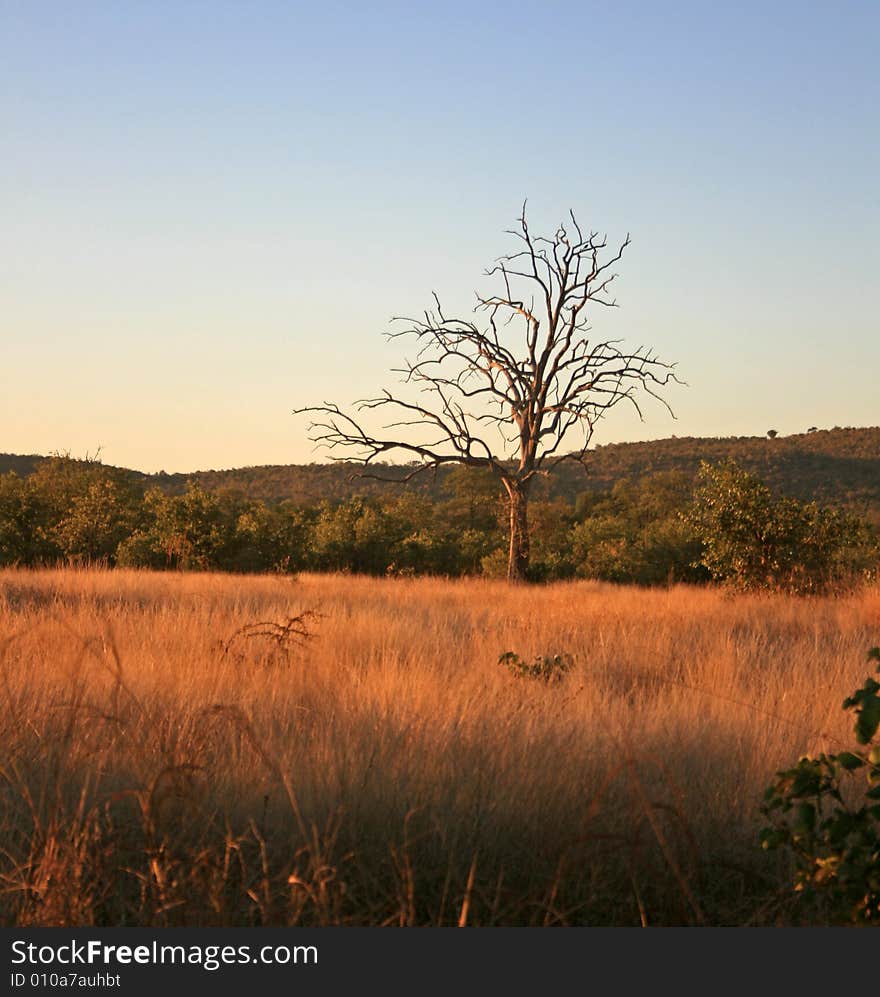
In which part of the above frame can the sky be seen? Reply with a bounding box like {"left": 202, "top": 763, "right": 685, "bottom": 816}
{"left": 2, "top": 1, "right": 878, "bottom": 473}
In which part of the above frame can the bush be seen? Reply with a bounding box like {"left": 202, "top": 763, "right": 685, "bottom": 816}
{"left": 119, "top": 485, "right": 239, "bottom": 571}
{"left": 480, "top": 546, "right": 510, "bottom": 579}
{"left": 116, "top": 529, "right": 166, "bottom": 570}
{"left": 686, "top": 459, "right": 875, "bottom": 592}
{"left": 760, "top": 648, "right": 880, "bottom": 922}
{"left": 229, "top": 502, "right": 308, "bottom": 573}
{"left": 55, "top": 478, "right": 140, "bottom": 564}
{"left": 0, "top": 473, "right": 52, "bottom": 565}
{"left": 569, "top": 472, "right": 705, "bottom": 586}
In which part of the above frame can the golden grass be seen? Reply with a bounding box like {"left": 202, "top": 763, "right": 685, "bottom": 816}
{"left": 1, "top": 566, "right": 878, "bottom": 926}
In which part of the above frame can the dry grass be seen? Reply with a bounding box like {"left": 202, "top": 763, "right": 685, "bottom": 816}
{"left": 1, "top": 566, "right": 878, "bottom": 926}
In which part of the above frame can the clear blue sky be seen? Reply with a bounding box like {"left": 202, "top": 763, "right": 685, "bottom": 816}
{"left": 2, "top": 1, "right": 877, "bottom": 472}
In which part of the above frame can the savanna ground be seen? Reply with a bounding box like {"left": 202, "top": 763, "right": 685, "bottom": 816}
{"left": 1, "top": 567, "right": 878, "bottom": 926}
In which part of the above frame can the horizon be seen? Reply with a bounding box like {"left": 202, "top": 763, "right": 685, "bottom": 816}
{"left": 3, "top": 2, "right": 878, "bottom": 474}
{"left": 4, "top": 422, "right": 878, "bottom": 477}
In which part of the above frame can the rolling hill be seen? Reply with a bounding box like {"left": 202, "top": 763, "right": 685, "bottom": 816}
{"left": 3, "top": 426, "right": 879, "bottom": 518}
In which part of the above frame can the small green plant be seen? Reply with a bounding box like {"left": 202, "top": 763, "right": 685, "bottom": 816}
{"left": 760, "top": 647, "right": 880, "bottom": 922}
{"left": 498, "top": 651, "right": 574, "bottom": 684}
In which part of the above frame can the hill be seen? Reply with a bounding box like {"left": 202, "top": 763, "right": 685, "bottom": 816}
{"left": 3, "top": 426, "right": 879, "bottom": 517}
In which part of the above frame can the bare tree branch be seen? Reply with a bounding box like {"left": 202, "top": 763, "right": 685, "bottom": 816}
{"left": 293, "top": 205, "right": 681, "bottom": 580}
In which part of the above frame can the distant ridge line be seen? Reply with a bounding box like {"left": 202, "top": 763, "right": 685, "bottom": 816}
{"left": 2, "top": 426, "right": 879, "bottom": 517}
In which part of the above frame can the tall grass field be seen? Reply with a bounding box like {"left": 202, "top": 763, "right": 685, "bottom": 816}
{"left": 2, "top": 567, "right": 878, "bottom": 925}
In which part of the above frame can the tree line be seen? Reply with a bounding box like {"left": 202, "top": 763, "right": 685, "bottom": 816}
{"left": 8, "top": 426, "right": 880, "bottom": 514}
{"left": 0, "top": 454, "right": 876, "bottom": 592}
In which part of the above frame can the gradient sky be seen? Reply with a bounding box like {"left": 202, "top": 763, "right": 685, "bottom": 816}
{"left": 2, "top": 1, "right": 878, "bottom": 472}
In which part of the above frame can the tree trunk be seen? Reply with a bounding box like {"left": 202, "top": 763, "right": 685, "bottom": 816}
{"left": 505, "top": 480, "right": 530, "bottom": 583}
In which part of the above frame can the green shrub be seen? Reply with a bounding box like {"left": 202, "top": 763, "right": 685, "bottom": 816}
{"left": 55, "top": 478, "right": 140, "bottom": 564}
{"left": 115, "top": 529, "right": 166, "bottom": 569}
{"left": 760, "top": 648, "right": 880, "bottom": 922}
{"left": 569, "top": 472, "right": 705, "bottom": 586}
{"left": 480, "top": 547, "right": 510, "bottom": 579}
{"left": 0, "top": 473, "right": 51, "bottom": 565}
{"left": 686, "top": 459, "right": 874, "bottom": 592}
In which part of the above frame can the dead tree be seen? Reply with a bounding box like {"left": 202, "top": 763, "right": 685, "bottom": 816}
{"left": 295, "top": 205, "right": 679, "bottom": 582}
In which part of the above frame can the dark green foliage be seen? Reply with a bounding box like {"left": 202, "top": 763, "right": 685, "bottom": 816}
{"left": 136, "top": 485, "right": 239, "bottom": 570}
{"left": 116, "top": 484, "right": 308, "bottom": 573}
{"left": 0, "top": 474, "right": 49, "bottom": 564}
{"left": 0, "top": 456, "right": 142, "bottom": 566}
{"left": 525, "top": 499, "right": 577, "bottom": 581}
{"left": 570, "top": 472, "right": 707, "bottom": 585}
{"left": 55, "top": 478, "right": 141, "bottom": 563}
{"left": 845, "top": 649, "right": 880, "bottom": 746}
{"left": 686, "top": 460, "right": 876, "bottom": 592}
{"left": 229, "top": 500, "right": 311, "bottom": 574}
{"left": 760, "top": 648, "right": 880, "bottom": 923}
{"left": 4, "top": 426, "right": 880, "bottom": 513}
{"left": 308, "top": 497, "right": 396, "bottom": 574}
{"left": 115, "top": 528, "right": 167, "bottom": 570}
{"left": 306, "top": 495, "right": 461, "bottom": 576}
{"left": 440, "top": 466, "right": 504, "bottom": 533}
{"left": 1, "top": 446, "right": 877, "bottom": 584}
